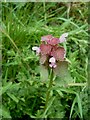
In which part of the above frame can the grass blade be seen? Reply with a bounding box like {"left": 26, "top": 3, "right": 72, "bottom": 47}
{"left": 70, "top": 96, "right": 77, "bottom": 119}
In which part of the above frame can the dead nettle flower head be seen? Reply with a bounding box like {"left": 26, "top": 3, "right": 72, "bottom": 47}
{"left": 32, "top": 33, "right": 68, "bottom": 68}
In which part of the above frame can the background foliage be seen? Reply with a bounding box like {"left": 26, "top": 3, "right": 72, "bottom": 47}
{"left": 1, "top": 2, "right": 88, "bottom": 119}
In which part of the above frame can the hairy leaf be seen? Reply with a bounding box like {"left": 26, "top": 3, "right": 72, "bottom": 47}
{"left": 54, "top": 61, "right": 73, "bottom": 86}
{"left": 40, "top": 65, "right": 48, "bottom": 82}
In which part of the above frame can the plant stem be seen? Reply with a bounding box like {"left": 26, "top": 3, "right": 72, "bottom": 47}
{"left": 44, "top": 68, "right": 54, "bottom": 111}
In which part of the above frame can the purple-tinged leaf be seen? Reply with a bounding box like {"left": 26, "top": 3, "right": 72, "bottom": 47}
{"left": 48, "top": 37, "right": 60, "bottom": 46}
{"left": 51, "top": 47, "right": 65, "bottom": 61}
{"left": 54, "top": 61, "right": 68, "bottom": 77}
{"left": 41, "top": 35, "right": 53, "bottom": 41}
{"left": 40, "top": 64, "right": 48, "bottom": 82}
{"left": 54, "top": 61, "right": 73, "bottom": 87}
{"left": 40, "top": 44, "right": 52, "bottom": 55}
{"left": 40, "top": 55, "right": 47, "bottom": 64}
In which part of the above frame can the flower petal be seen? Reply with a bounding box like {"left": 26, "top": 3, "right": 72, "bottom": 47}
{"left": 49, "top": 63, "right": 57, "bottom": 68}
{"left": 49, "top": 57, "right": 57, "bottom": 68}
{"left": 32, "top": 46, "right": 41, "bottom": 55}
{"left": 59, "top": 33, "right": 68, "bottom": 43}
{"left": 36, "top": 48, "right": 41, "bottom": 55}
{"left": 53, "top": 64, "right": 57, "bottom": 68}
{"left": 49, "top": 57, "right": 56, "bottom": 63}
{"left": 49, "top": 64, "right": 53, "bottom": 68}
{"left": 32, "top": 46, "right": 39, "bottom": 51}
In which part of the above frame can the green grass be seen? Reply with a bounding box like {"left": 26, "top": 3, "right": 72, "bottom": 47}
{"left": 1, "top": 2, "right": 88, "bottom": 119}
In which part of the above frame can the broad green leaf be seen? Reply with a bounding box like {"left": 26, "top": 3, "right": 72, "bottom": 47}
{"left": 0, "top": 82, "right": 12, "bottom": 96}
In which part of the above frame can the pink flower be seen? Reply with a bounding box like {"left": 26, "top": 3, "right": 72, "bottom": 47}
{"left": 49, "top": 57, "right": 57, "bottom": 68}
{"left": 59, "top": 33, "right": 68, "bottom": 43}
{"left": 32, "top": 46, "right": 41, "bottom": 55}
{"left": 32, "top": 33, "right": 68, "bottom": 68}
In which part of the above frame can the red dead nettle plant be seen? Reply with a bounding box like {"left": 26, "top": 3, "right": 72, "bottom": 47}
{"left": 32, "top": 33, "right": 68, "bottom": 112}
